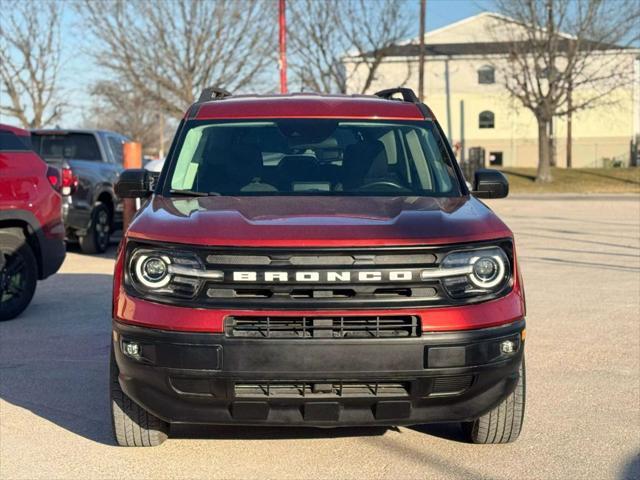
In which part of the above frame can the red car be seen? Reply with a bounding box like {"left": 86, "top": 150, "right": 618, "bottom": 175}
{"left": 112, "top": 88, "right": 525, "bottom": 447}
{"left": 0, "top": 124, "right": 66, "bottom": 321}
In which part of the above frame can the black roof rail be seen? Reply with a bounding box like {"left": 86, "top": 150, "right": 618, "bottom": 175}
{"left": 374, "top": 87, "right": 420, "bottom": 103}
{"left": 197, "top": 86, "right": 232, "bottom": 102}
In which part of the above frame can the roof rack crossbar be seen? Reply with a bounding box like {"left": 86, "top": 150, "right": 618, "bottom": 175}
{"left": 197, "top": 86, "right": 232, "bottom": 102}
{"left": 374, "top": 87, "right": 420, "bottom": 103}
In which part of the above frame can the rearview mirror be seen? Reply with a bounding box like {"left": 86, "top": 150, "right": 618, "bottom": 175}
{"left": 115, "top": 169, "right": 156, "bottom": 198}
{"left": 473, "top": 169, "right": 509, "bottom": 199}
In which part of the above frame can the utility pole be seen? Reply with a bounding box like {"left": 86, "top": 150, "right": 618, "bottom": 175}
{"left": 444, "top": 58, "right": 452, "bottom": 142}
{"left": 460, "top": 100, "right": 465, "bottom": 163}
{"left": 418, "top": 0, "right": 426, "bottom": 101}
{"left": 548, "top": 1, "right": 556, "bottom": 167}
{"left": 279, "top": 0, "right": 288, "bottom": 94}
{"left": 566, "top": 77, "right": 573, "bottom": 168}
{"left": 158, "top": 112, "right": 165, "bottom": 159}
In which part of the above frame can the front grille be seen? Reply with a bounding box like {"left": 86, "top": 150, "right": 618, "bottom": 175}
{"left": 235, "top": 381, "right": 410, "bottom": 398}
{"left": 201, "top": 246, "right": 444, "bottom": 309}
{"left": 226, "top": 315, "right": 421, "bottom": 338}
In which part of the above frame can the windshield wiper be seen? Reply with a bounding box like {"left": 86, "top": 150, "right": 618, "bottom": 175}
{"left": 168, "top": 189, "right": 220, "bottom": 197}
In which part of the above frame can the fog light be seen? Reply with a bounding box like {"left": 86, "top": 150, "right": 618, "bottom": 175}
{"left": 123, "top": 341, "right": 140, "bottom": 357}
{"left": 500, "top": 340, "right": 516, "bottom": 354}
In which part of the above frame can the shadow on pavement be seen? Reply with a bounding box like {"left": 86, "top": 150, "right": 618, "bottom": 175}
{"left": 171, "top": 424, "right": 388, "bottom": 441}
{"left": 362, "top": 429, "right": 487, "bottom": 478}
{"left": 501, "top": 169, "right": 536, "bottom": 182}
{"left": 620, "top": 453, "right": 640, "bottom": 480}
{"left": 578, "top": 170, "right": 640, "bottom": 185}
{"left": 407, "top": 423, "right": 467, "bottom": 442}
{"left": 0, "top": 273, "right": 115, "bottom": 445}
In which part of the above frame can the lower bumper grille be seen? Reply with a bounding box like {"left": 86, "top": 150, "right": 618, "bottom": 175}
{"left": 226, "top": 315, "right": 421, "bottom": 338}
{"left": 235, "top": 382, "right": 410, "bottom": 398}
{"left": 430, "top": 375, "right": 474, "bottom": 395}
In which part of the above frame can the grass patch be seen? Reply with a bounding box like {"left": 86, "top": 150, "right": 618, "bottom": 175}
{"left": 500, "top": 168, "right": 640, "bottom": 194}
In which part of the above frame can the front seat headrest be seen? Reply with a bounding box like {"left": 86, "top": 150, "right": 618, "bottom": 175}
{"left": 341, "top": 140, "right": 388, "bottom": 189}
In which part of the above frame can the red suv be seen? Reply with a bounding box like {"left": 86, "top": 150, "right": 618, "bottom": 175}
{"left": 112, "top": 88, "right": 526, "bottom": 447}
{"left": 0, "top": 124, "right": 66, "bottom": 320}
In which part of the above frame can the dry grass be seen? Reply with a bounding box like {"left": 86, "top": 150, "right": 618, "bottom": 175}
{"left": 500, "top": 167, "right": 640, "bottom": 194}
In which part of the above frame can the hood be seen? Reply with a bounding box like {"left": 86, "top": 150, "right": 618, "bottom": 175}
{"left": 127, "top": 195, "right": 512, "bottom": 247}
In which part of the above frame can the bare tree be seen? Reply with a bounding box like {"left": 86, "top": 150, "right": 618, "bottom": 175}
{"left": 491, "top": 0, "right": 640, "bottom": 182}
{"left": 289, "top": 0, "right": 413, "bottom": 94}
{"left": 288, "top": 0, "right": 347, "bottom": 93}
{"left": 78, "top": 0, "right": 276, "bottom": 119}
{"left": 86, "top": 80, "right": 170, "bottom": 155}
{"left": 0, "top": 0, "right": 65, "bottom": 128}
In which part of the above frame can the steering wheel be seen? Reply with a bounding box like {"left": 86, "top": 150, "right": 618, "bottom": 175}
{"left": 356, "top": 180, "right": 409, "bottom": 192}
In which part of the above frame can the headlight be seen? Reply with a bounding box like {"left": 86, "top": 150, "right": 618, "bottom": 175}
{"left": 134, "top": 253, "right": 171, "bottom": 289}
{"left": 128, "top": 247, "right": 223, "bottom": 297}
{"left": 421, "top": 246, "right": 510, "bottom": 299}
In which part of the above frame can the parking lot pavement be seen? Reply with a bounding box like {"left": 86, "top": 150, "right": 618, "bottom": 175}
{"left": 0, "top": 196, "right": 638, "bottom": 480}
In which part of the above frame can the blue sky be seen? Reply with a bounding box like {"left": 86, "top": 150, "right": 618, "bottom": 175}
{"left": 3, "top": 0, "right": 493, "bottom": 128}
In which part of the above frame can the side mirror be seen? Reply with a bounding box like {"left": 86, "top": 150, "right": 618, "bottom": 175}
{"left": 473, "top": 169, "right": 509, "bottom": 199}
{"left": 115, "top": 169, "right": 156, "bottom": 198}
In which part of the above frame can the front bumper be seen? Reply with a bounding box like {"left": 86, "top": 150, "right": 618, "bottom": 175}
{"left": 113, "top": 319, "right": 525, "bottom": 427}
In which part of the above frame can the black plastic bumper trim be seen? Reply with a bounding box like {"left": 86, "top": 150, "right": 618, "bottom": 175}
{"left": 113, "top": 319, "right": 524, "bottom": 426}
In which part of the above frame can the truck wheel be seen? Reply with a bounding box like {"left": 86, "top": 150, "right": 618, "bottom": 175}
{"left": 0, "top": 233, "right": 38, "bottom": 321}
{"left": 462, "top": 357, "right": 526, "bottom": 444}
{"left": 110, "top": 345, "right": 169, "bottom": 447}
{"left": 79, "top": 203, "right": 111, "bottom": 254}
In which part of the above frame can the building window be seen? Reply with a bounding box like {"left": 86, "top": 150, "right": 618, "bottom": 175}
{"left": 479, "top": 111, "right": 495, "bottom": 129}
{"left": 489, "top": 151, "right": 503, "bottom": 166}
{"left": 478, "top": 65, "right": 495, "bottom": 84}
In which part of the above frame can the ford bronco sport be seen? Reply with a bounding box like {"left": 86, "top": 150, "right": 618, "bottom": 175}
{"left": 112, "top": 87, "right": 526, "bottom": 447}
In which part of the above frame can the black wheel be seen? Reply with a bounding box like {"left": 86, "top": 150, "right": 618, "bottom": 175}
{"left": 79, "top": 203, "right": 111, "bottom": 254}
{"left": 0, "top": 232, "right": 38, "bottom": 321}
{"left": 110, "top": 345, "right": 169, "bottom": 447}
{"left": 462, "top": 357, "right": 526, "bottom": 444}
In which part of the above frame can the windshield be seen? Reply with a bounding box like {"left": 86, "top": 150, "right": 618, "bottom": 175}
{"left": 165, "top": 119, "right": 462, "bottom": 196}
{"left": 32, "top": 133, "right": 101, "bottom": 161}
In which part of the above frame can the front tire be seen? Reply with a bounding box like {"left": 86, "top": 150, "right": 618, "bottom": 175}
{"left": 0, "top": 233, "right": 38, "bottom": 321}
{"left": 462, "top": 357, "right": 526, "bottom": 444}
{"left": 110, "top": 345, "right": 169, "bottom": 447}
{"left": 79, "top": 203, "right": 111, "bottom": 254}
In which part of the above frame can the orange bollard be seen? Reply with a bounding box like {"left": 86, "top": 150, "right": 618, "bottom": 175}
{"left": 122, "top": 142, "right": 142, "bottom": 232}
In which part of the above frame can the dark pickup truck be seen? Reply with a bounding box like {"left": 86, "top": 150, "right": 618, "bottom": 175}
{"left": 31, "top": 129, "right": 129, "bottom": 254}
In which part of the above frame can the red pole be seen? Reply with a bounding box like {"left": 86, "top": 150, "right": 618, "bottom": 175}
{"left": 279, "top": 0, "right": 287, "bottom": 93}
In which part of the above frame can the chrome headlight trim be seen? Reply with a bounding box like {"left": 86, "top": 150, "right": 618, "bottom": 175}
{"left": 420, "top": 265, "right": 473, "bottom": 279}
{"left": 421, "top": 246, "right": 511, "bottom": 297}
{"left": 167, "top": 264, "right": 224, "bottom": 280}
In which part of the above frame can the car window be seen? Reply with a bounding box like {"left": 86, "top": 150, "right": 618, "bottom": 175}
{"left": 107, "top": 136, "right": 124, "bottom": 164}
{"left": 0, "top": 131, "right": 30, "bottom": 151}
{"left": 31, "top": 133, "right": 101, "bottom": 161}
{"left": 168, "top": 119, "right": 461, "bottom": 197}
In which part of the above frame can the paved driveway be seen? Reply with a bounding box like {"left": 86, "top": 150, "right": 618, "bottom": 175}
{"left": 1, "top": 196, "right": 638, "bottom": 480}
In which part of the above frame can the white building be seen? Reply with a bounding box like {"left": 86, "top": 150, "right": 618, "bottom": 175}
{"left": 345, "top": 13, "right": 640, "bottom": 168}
